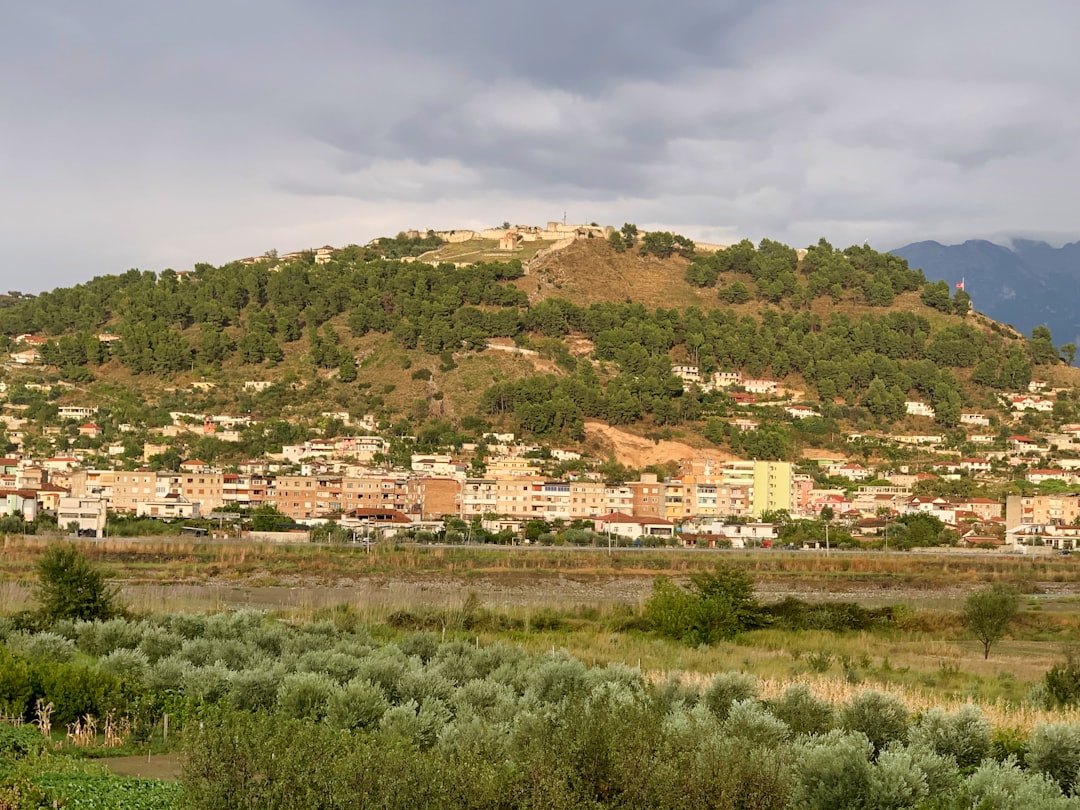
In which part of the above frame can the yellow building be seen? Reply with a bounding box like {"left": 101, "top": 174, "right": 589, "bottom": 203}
{"left": 750, "top": 461, "right": 794, "bottom": 518}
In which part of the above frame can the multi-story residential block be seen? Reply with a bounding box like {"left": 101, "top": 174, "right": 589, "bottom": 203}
{"left": 1006, "top": 494, "right": 1080, "bottom": 528}
{"left": 461, "top": 478, "right": 498, "bottom": 519}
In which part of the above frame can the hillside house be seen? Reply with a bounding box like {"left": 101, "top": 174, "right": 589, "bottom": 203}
{"left": 1009, "top": 436, "right": 1039, "bottom": 451}
{"left": 960, "top": 458, "right": 991, "bottom": 474}
{"left": 1026, "top": 469, "right": 1074, "bottom": 485}
{"left": 672, "top": 365, "right": 702, "bottom": 385}
{"left": 711, "top": 371, "right": 741, "bottom": 387}
{"left": 1010, "top": 396, "right": 1053, "bottom": 412}
{"left": 743, "top": 379, "right": 778, "bottom": 395}
{"left": 9, "top": 349, "right": 40, "bottom": 365}
{"left": 785, "top": 405, "right": 819, "bottom": 419}
{"left": 58, "top": 406, "right": 98, "bottom": 420}
{"left": 960, "top": 413, "right": 990, "bottom": 426}
{"left": 905, "top": 401, "right": 935, "bottom": 418}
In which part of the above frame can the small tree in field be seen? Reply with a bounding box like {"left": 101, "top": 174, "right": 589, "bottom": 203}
{"left": 35, "top": 543, "right": 121, "bottom": 624}
{"left": 963, "top": 584, "right": 1019, "bottom": 660}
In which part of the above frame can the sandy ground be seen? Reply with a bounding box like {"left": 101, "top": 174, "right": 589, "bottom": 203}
{"left": 584, "top": 421, "right": 735, "bottom": 467}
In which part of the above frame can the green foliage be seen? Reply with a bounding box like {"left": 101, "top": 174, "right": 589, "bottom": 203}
{"left": 964, "top": 584, "right": 1020, "bottom": 660}
{"left": 1045, "top": 650, "right": 1080, "bottom": 708}
{"left": 645, "top": 565, "right": 766, "bottom": 645}
{"left": 34, "top": 545, "right": 120, "bottom": 625}
{"left": 764, "top": 598, "right": 898, "bottom": 632}
{"left": 767, "top": 684, "right": 836, "bottom": 736}
{"left": 703, "top": 672, "right": 759, "bottom": 721}
{"left": 840, "top": 691, "right": 909, "bottom": 756}
{"left": 909, "top": 705, "right": 993, "bottom": 773}
{"left": 1027, "top": 723, "right": 1080, "bottom": 795}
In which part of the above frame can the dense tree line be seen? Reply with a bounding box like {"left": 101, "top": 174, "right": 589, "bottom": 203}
{"left": 0, "top": 237, "right": 1059, "bottom": 444}
{"left": 686, "top": 238, "right": 924, "bottom": 308}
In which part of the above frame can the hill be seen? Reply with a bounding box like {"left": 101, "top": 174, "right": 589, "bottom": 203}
{"left": 1, "top": 229, "right": 1078, "bottom": 468}
{"left": 892, "top": 239, "right": 1080, "bottom": 350}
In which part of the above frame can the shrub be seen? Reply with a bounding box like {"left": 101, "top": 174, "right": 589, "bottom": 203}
{"left": 399, "top": 632, "right": 439, "bottom": 663}
{"left": 147, "top": 655, "right": 193, "bottom": 694}
{"left": 31, "top": 659, "right": 125, "bottom": 725}
{"left": 964, "top": 757, "right": 1073, "bottom": 809}
{"left": 326, "top": 679, "right": 390, "bottom": 731}
{"left": 645, "top": 565, "right": 766, "bottom": 645}
{"left": 723, "top": 699, "right": 790, "bottom": 747}
{"left": 182, "top": 663, "right": 232, "bottom": 705}
{"left": 1027, "top": 722, "right": 1080, "bottom": 795}
{"left": 276, "top": 672, "right": 336, "bottom": 722}
{"left": 6, "top": 631, "right": 76, "bottom": 663}
{"left": 76, "top": 618, "right": 142, "bottom": 657}
{"left": 840, "top": 691, "right": 909, "bottom": 756}
{"left": 1045, "top": 650, "right": 1080, "bottom": 708}
{"left": 703, "top": 672, "right": 759, "bottom": 721}
{"left": 97, "top": 648, "right": 150, "bottom": 686}
{"left": 908, "top": 705, "right": 992, "bottom": 772}
{"left": 866, "top": 744, "right": 931, "bottom": 809}
{"left": 397, "top": 668, "right": 454, "bottom": 705}
{"left": 526, "top": 656, "right": 588, "bottom": 705}
{"left": 791, "top": 730, "right": 875, "bottom": 809}
{"left": 228, "top": 667, "right": 286, "bottom": 713}
{"left": 137, "top": 626, "right": 183, "bottom": 663}
{"left": 0, "top": 646, "right": 32, "bottom": 719}
{"left": 768, "top": 684, "right": 836, "bottom": 736}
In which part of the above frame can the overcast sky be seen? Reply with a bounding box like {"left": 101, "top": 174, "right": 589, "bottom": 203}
{"left": 3, "top": 1, "right": 1079, "bottom": 291}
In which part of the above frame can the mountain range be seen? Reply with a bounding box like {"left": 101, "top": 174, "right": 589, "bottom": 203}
{"left": 892, "top": 239, "right": 1080, "bottom": 349}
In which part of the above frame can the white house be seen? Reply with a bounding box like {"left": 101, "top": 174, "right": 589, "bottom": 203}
{"left": 593, "top": 512, "right": 676, "bottom": 540}
{"left": 710, "top": 371, "right": 741, "bottom": 388}
{"left": 960, "top": 413, "right": 991, "bottom": 426}
{"left": 785, "top": 405, "right": 819, "bottom": 420}
{"left": 58, "top": 496, "right": 108, "bottom": 537}
{"left": 905, "top": 401, "right": 936, "bottom": 418}
{"left": 743, "top": 379, "right": 778, "bottom": 395}
{"left": 671, "top": 365, "right": 701, "bottom": 384}
{"left": 1010, "top": 396, "right": 1053, "bottom": 412}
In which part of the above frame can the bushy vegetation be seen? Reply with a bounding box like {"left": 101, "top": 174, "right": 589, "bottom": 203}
{"left": 1, "top": 606, "right": 1079, "bottom": 807}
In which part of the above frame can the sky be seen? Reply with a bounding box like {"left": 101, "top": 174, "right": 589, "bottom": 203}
{"left": 3, "top": 1, "right": 1079, "bottom": 292}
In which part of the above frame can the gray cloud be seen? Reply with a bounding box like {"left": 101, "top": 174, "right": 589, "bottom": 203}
{"left": 2, "top": 0, "right": 1080, "bottom": 290}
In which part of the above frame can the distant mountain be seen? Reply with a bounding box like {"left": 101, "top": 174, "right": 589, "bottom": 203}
{"left": 892, "top": 239, "right": 1080, "bottom": 347}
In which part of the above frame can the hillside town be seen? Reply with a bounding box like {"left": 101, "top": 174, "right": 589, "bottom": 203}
{"left": 2, "top": 357, "right": 1080, "bottom": 551}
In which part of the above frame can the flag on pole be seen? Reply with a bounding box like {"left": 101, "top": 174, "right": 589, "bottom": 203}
{"left": 955, "top": 278, "right": 965, "bottom": 291}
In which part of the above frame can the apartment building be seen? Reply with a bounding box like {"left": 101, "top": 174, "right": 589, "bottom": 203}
{"left": 1006, "top": 494, "right": 1080, "bottom": 529}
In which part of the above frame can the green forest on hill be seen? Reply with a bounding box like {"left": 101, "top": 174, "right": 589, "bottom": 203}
{"left": 0, "top": 234, "right": 1072, "bottom": 453}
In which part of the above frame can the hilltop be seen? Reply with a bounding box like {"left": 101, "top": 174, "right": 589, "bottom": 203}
{"left": 1, "top": 225, "right": 1078, "bottom": 469}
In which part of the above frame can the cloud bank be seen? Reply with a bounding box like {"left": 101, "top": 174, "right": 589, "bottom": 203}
{"left": 2, "top": 1, "right": 1079, "bottom": 289}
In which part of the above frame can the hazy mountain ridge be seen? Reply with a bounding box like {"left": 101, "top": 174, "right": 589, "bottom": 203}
{"left": 893, "top": 239, "right": 1080, "bottom": 347}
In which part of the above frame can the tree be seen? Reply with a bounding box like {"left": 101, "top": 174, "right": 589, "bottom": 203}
{"left": 963, "top": 583, "right": 1019, "bottom": 659}
{"left": 644, "top": 564, "right": 765, "bottom": 645}
{"left": 35, "top": 543, "right": 121, "bottom": 624}
{"left": 1062, "top": 343, "right": 1077, "bottom": 366}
